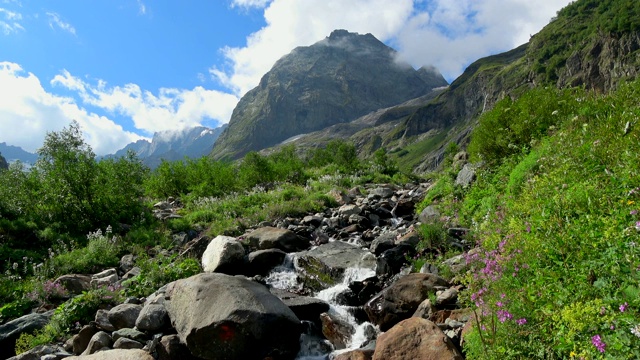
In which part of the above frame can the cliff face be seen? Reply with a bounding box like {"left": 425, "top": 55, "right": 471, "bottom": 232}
{"left": 210, "top": 30, "right": 448, "bottom": 160}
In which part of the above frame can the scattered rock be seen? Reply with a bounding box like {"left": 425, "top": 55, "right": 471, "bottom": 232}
{"left": 119, "top": 255, "right": 135, "bottom": 274}
{"left": 320, "top": 312, "right": 354, "bottom": 350}
{"left": 372, "top": 317, "right": 464, "bottom": 360}
{"left": 94, "top": 310, "right": 116, "bottom": 332}
{"left": 0, "top": 311, "right": 53, "bottom": 359}
{"left": 334, "top": 349, "right": 374, "bottom": 360}
{"left": 244, "top": 227, "right": 310, "bottom": 252}
{"left": 81, "top": 331, "right": 112, "bottom": 355}
{"left": 418, "top": 205, "right": 440, "bottom": 223}
{"left": 112, "top": 328, "right": 147, "bottom": 343}
{"left": 54, "top": 274, "right": 91, "bottom": 295}
{"left": 436, "top": 287, "right": 459, "bottom": 307}
{"left": 365, "top": 273, "right": 449, "bottom": 331}
{"left": 107, "top": 304, "right": 142, "bottom": 330}
{"left": 157, "top": 334, "right": 200, "bottom": 360}
{"left": 72, "top": 324, "right": 99, "bottom": 355}
{"left": 337, "top": 204, "right": 362, "bottom": 216}
{"left": 271, "top": 289, "right": 330, "bottom": 322}
{"left": 375, "top": 244, "right": 415, "bottom": 277}
{"left": 135, "top": 303, "right": 168, "bottom": 332}
{"left": 91, "top": 268, "right": 118, "bottom": 287}
{"left": 455, "top": 163, "right": 477, "bottom": 188}
{"left": 412, "top": 298, "right": 436, "bottom": 320}
{"left": 369, "top": 232, "right": 397, "bottom": 256}
{"left": 67, "top": 349, "right": 154, "bottom": 360}
{"left": 113, "top": 337, "right": 144, "bottom": 350}
{"left": 201, "top": 235, "right": 246, "bottom": 274}
{"left": 247, "top": 248, "right": 287, "bottom": 276}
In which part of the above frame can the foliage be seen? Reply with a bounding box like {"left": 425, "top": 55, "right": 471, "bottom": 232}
{"left": 123, "top": 253, "right": 200, "bottom": 297}
{"left": 46, "top": 228, "right": 121, "bottom": 277}
{"left": 425, "top": 80, "right": 640, "bottom": 358}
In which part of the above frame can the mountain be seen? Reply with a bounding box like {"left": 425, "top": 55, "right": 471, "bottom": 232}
{"left": 109, "top": 125, "right": 226, "bottom": 168}
{"left": 0, "top": 142, "right": 38, "bottom": 164}
{"left": 0, "top": 152, "right": 7, "bottom": 170}
{"left": 210, "top": 29, "right": 448, "bottom": 160}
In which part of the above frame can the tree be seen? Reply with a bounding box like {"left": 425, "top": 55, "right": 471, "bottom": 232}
{"left": 0, "top": 152, "right": 7, "bottom": 170}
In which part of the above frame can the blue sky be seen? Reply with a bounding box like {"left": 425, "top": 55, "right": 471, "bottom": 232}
{"left": 0, "top": 0, "right": 571, "bottom": 155}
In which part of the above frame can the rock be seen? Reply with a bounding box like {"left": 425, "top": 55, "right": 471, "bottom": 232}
{"left": 369, "top": 186, "right": 395, "bottom": 198}
{"left": 157, "top": 334, "right": 200, "bottom": 360}
{"left": 247, "top": 248, "right": 287, "bottom": 276}
{"left": 0, "top": 311, "right": 53, "bottom": 359}
{"left": 436, "top": 288, "right": 459, "bottom": 307}
{"left": 395, "top": 230, "right": 420, "bottom": 247}
{"left": 418, "top": 205, "right": 440, "bottom": 223}
{"left": 393, "top": 199, "right": 415, "bottom": 217}
{"left": 91, "top": 268, "right": 118, "bottom": 287}
{"left": 72, "top": 324, "right": 99, "bottom": 354}
{"left": 455, "top": 163, "right": 477, "bottom": 188}
{"left": 121, "top": 267, "right": 141, "bottom": 283}
{"left": 271, "top": 289, "right": 330, "bottom": 322}
{"left": 201, "top": 235, "right": 246, "bottom": 274}
{"left": 6, "top": 344, "right": 69, "bottom": 360}
{"left": 295, "top": 241, "right": 376, "bottom": 292}
{"left": 412, "top": 298, "right": 436, "bottom": 320}
{"left": 376, "top": 244, "right": 415, "bottom": 277}
{"left": 135, "top": 303, "right": 168, "bottom": 332}
{"left": 302, "top": 215, "right": 323, "bottom": 227}
{"left": 244, "top": 227, "right": 310, "bottom": 252}
{"left": 328, "top": 189, "right": 351, "bottom": 205}
{"left": 94, "top": 309, "right": 116, "bottom": 332}
{"left": 112, "top": 328, "right": 147, "bottom": 343}
{"left": 54, "top": 274, "right": 91, "bottom": 294}
{"left": 165, "top": 272, "right": 302, "bottom": 360}
{"left": 369, "top": 232, "right": 397, "bottom": 256}
{"left": 320, "top": 312, "right": 354, "bottom": 350}
{"left": 82, "top": 331, "right": 112, "bottom": 355}
{"left": 180, "top": 236, "right": 211, "bottom": 259}
{"left": 113, "top": 337, "right": 144, "bottom": 350}
{"left": 67, "top": 349, "right": 154, "bottom": 359}
{"left": 334, "top": 349, "right": 374, "bottom": 360}
{"left": 365, "top": 273, "right": 449, "bottom": 331}
{"left": 442, "top": 253, "right": 468, "bottom": 275}
{"left": 337, "top": 204, "right": 361, "bottom": 216}
{"left": 372, "top": 317, "right": 463, "bottom": 360}
{"left": 419, "top": 262, "right": 439, "bottom": 275}
{"left": 120, "top": 254, "right": 135, "bottom": 274}
{"left": 107, "top": 304, "right": 142, "bottom": 330}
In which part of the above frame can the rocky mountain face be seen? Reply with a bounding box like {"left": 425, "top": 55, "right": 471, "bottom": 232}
{"left": 109, "top": 125, "right": 226, "bottom": 168}
{"left": 0, "top": 142, "right": 38, "bottom": 165}
{"left": 0, "top": 152, "right": 7, "bottom": 170}
{"left": 210, "top": 29, "right": 448, "bottom": 160}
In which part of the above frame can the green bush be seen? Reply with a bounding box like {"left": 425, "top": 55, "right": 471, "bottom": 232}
{"left": 47, "top": 229, "right": 120, "bottom": 276}
{"left": 124, "top": 253, "right": 200, "bottom": 297}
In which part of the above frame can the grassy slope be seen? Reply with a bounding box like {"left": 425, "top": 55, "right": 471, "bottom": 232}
{"left": 427, "top": 80, "right": 640, "bottom": 358}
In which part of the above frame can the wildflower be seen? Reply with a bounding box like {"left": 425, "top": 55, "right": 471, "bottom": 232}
{"left": 569, "top": 351, "right": 577, "bottom": 358}
{"left": 600, "top": 306, "right": 606, "bottom": 315}
{"left": 620, "top": 302, "right": 628, "bottom": 312}
{"left": 631, "top": 324, "right": 640, "bottom": 338}
{"left": 631, "top": 209, "right": 638, "bottom": 215}
{"left": 496, "top": 309, "right": 513, "bottom": 323}
{"left": 635, "top": 221, "right": 640, "bottom": 231}
{"left": 496, "top": 301, "right": 504, "bottom": 308}
{"left": 516, "top": 318, "right": 527, "bottom": 325}
{"left": 591, "top": 335, "right": 606, "bottom": 353}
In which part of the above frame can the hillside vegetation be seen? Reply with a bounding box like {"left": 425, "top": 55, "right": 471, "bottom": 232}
{"left": 423, "top": 80, "right": 640, "bottom": 358}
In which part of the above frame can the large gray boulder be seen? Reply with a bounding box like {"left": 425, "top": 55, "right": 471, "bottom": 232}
{"left": 54, "top": 274, "right": 91, "bottom": 295}
{"left": 165, "top": 273, "right": 302, "bottom": 360}
{"left": 455, "top": 163, "right": 477, "bottom": 188}
{"left": 135, "top": 303, "right": 168, "bottom": 332}
{"left": 244, "top": 227, "right": 310, "bottom": 252}
{"left": 365, "top": 273, "right": 449, "bottom": 331}
{"left": 201, "top": 235, "right": 246, "bottom": 274}
{"left": 0, "top": 311, "right": 53, "bottom": 359}
{"left": 107, "top": 304, "right": 142, "bottom": 330}
{"left": 295, "top": 241, "right": 376, "bottom": 292}
{"left": 66, "top": 349, "right": 154, "bottom": 359}
{"left": 270, "top": 288, "right": 330, "bottom": 322}
{"left": 247, "top": 248, "right": 287, "bottom": 276}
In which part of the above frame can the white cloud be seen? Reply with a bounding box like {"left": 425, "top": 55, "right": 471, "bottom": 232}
{"left": 0, "top": 62, "right": 144, "bottom": 156}
{"left": 0, "top": 7, "right": 23, "bottom": 34}
{"left": 46, "top": 12, "right": 76, "bottom": 35}
{"left": 137, "top": 0, "right": 146, "bottom": 15}
{"left": 52, "top": 70, "right": 240, "bottom": 135}
{"left": 215, "top": 0, "right": 571, "bottom": 95}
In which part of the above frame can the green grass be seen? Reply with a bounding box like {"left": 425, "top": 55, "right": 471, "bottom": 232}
{"left": 426, "top": 79, "right": 640, "bottom": 358}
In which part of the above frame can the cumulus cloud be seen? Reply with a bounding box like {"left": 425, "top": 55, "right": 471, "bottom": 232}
{"left": 216, "top": 0, "right": 571, "bottom": 95}
{"left": 46, "top": 12, "right": 76, "bottom": 35}
{"left": 0, "top": 62, "right": 144, "bottom": 155}
{"left": 51, "top": 70, "right": 240, "bottom": 135}
{"left": 0, "top": 7, "right": 23, "bottom": 34}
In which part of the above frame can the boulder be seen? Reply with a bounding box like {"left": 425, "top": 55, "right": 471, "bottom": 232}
{"left": 201, "top": 235, "right": 246, "bottom": 274}
{"left": 337, "top": 204, "right": 361, "bottom": 216}
{"left": 368, "top": 186, "right": 395, "bottom": 198}
{"left": 412, "top": 298, "right": 436, "bottom": 320}
{"left": 120, "top": 254, "right": 136, "bottom": 274}
{"left": 165, "top": 273, "right": 302, "bottom": 360}
{"left": 247, "top": 248, "right": 287, "bottom": 276}
{"left": 271, "top": 289, "right": 330, "bottom": 322}
{"left": 112, "top": 328, "right": 147, "bottom": 343}
{"left": 180, "top": 235, "right": 211, "bottom": 259}
{"left": 455, "top": 163, "right": 476, "bottom": 188}
{"left": 135, "top": 303, "right": 168, "bottom": 332}
{"left": 81, "top": 331, "right": 112, "bottom": 355}
{"left": 295, "top": 241, "right": 376, "bottom": 292}
{"left": 365, "top": 273, "right": 449, "bottom": 331}
{"left": 244, "top": 227, "right": 310, "bottom": 252}
{"left": 369, "top": 232, "right": 397, "bottom": 256}
{"left": 157, "top": 334, "right": 201, "bottom": 360}
{"left": 66, "top": 349, "right": 154, "bottom": 360}
{"left": 436, "top": 288, "right": 459, "bottom": 307}
{"left": 94, "top": 309, "right": 116, "bottom": 332}
{"left": 72, "top": 324, "right": 99, "bottom": 354}
{"left": 54, "top": 274, "right": 91, "bottom": 294}
{"left": 376, "top": 244, "right": 415, "bottom": 277}
{"left": 320, "top": 312, "right": 354, "bottom": 350}
{"left": 107, "top": 304, "right": 142, "bottom": 330}
{"left": 113, "top": 337, "right": 144, "bottom": 350}
{"left": 0, "top": 311, "right": 53, "bottom": 359}
{"left": 418, "top": 205, "right": 440, "bottom": 223}
{"left": 328, "top": 189, "right": 351, "bottom": 205}
{"left": 91, "top": 268, "right": 118, "bottom": 287}
{"left": 372, "top": 318, "right": 463, "bottom": 360}
{"left": 393, "top": 198, "right": 415, "bottom": 217}
{"left": 6, "top": 344, "right": 69, "bottom": 360}
{"left": 302, "top": 215, "right": 323, "bottom": 227}
{"left": 334, "top": 349, "right": 374, "bottom": 360}
{"left": 395, "top": 230, "right": 420, "bottom": 247}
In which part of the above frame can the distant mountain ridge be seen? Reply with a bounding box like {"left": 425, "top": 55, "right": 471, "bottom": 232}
{"left": 210, "top": 29, "right": 448, "bottom": 160}
{"left": 0, "top": 142, "right": 38, "bottom": 164}
{"left": 108, "top": 125, "right": 226, "bottom": 168}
